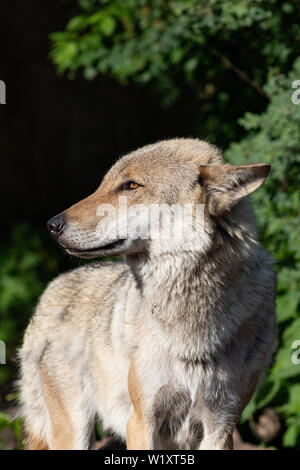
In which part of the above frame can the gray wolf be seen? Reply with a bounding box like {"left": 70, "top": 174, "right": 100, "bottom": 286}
{"left": 19, "top": 138, "right": 276, "bottom": 450}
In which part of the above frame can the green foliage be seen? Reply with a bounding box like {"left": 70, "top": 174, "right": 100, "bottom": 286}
{"left": 226, "top": 61, "right": 300, "bottom": 447}
{"left": 0, "top": 412, "right": 22, "bottom": 450}
{"left": 50, "top": 0, "right": 300, "bottom": 152}
{"left": 50, "top": 0, "right": 300, "bottom": 102}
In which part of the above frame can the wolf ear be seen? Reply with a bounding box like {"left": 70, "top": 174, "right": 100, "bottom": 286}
{"left": 199, "top": 163, "right": 271, "bottom": 215}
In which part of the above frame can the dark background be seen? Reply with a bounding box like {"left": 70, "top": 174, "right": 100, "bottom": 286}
{"left": 0, "top": 0, "right": 202, "bottom": 230}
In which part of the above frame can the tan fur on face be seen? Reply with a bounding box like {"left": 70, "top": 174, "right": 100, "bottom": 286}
{"left": 56, "top": 139, "right": 224, "bottom": 251}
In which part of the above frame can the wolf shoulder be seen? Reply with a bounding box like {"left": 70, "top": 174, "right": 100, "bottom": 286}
{"left": 32, "top": 261, "right": 130, "bottom": 321}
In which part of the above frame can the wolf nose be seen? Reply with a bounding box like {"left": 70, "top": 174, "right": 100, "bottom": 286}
{"left": 47, "top": 215, "right": 65, "bottom": 238}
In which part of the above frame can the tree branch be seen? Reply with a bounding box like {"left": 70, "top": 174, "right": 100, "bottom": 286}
{"left": 212, "top": 49, "right": 271, "bottom": 101}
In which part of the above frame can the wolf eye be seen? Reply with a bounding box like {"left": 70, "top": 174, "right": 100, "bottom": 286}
{"left": 120, "top": 181, "right": 140, "bottom": 190}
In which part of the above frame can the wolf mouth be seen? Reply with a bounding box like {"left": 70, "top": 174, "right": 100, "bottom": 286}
{"left": 66, "top": 239, "right": 126, "bottom": 255}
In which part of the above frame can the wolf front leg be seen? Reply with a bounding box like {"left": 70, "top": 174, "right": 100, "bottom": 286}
{"left": 127, "top": 410, "right": 151, "bottom": 450}
{"left": 199, "top": 408, "right": 235, "bottom": 450}
{"left": 126, "top": 359, "right": 155, "bottom": 450}
{"left": 199, "top": 373, "right": 260, "bottom": 450}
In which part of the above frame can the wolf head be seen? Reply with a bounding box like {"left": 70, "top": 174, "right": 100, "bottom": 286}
{"left": 47, "top": 139, "right": 270, "bottom": 258}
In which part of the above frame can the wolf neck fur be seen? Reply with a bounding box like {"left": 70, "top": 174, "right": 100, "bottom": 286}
{"left": 127, "top": 203, "right": 258, "bottom": 360}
